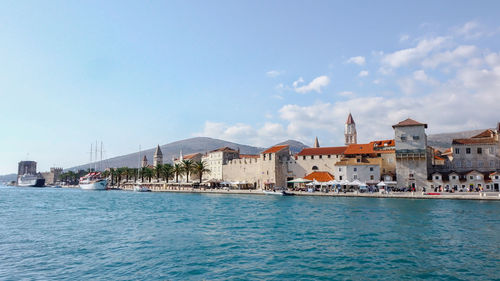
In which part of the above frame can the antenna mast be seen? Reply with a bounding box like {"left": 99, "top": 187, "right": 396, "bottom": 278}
{"left": 89, "top": 143, "right": 93, "bottom": 172}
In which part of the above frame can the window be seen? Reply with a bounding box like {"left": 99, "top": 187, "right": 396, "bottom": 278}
{"left": 303, "top": 156, "right": 306, "bottom": 160}
{"left": 452, "top": 176, "right": 457, "bottom": 180}
{"left": 339, "top": 176, "right": 343, "bottom": 180}
{"left": 356, "top": 158, "right": 361, "bottom": 163}
{"left": 353, "top": 167, "right": 357, "bottom": 172}
{"left": 312, "top": 166, "right": 318, "bottom": 171}
{"left": 311, "top": 155, "right": 314, "bottom": 160}
{"left": 469, "top": 175, "right": 474, "bottom": 180}
{"left": 353, "top": 175, "right": 358, "bottom": 179}
{"left": 269, "top": 154, "right": 272, "bottom": 160}
{"left": 455, "top": 148, "right": 460, "bottom": 154}
{"left": 328, "top": 155, "right": 331, "bottom": 158}
{"left": 263, "top": 155, "right": 266, "bottom": 160}
{"left": 319, "top": 155, "right": 322, "bottom": 159}
{"left": 490, "top": 161, "right": 494, "bottom": 167}
{"left": 477, "top": 147, "right": 482, "bottom": 154}
{"left": 409, "top": 173, "right": 414, "bottom": 179}
{"left": 466, "top": 160, "right": 471, "bottom": 168}
{"left": 466, "top": 148, "right": 471, "bottom": 154}
{"left": 413, "top": 135, "right": 420, "bottom": 140}
{"left": 478, "top": 161, "right": 483, "bottom": 167}
{"left": 489, "top": 147, "right": 495, "bottom": 154}
{"left": 400, "top": 135, "right": 407, "bottom": 141}
{"left": 434, "top": 176, "right": 439, "bottom": 180}
{"left": 369, "top": 167, "right": 374, "bottom": 171}
{"left": 455, "top": 161, "right": 461, "bottom": 168}
{"left": 370, "top": 175, "right": 374, "bottom": 180}
{"left": 339, "top": 168, "right": 342, "bottom": 172}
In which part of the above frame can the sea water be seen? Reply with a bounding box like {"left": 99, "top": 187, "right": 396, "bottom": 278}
{"left": 0, "top": 185, "right": 498, "bottom": 280}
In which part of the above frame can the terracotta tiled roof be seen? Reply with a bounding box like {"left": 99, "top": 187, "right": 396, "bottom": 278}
{"left": 240, "top": 154, "right": 259, "bottom": 159}
{"left": 434, "top": 155, "right": 445, "bottom": 161}
{"left": 304, "top": 171, "right": 335, "bottom": 182}
{"left": 472, "top": 129, "right": 495, "bottom": 138}
{"left": 344, "top": 143, "right": 375, "bottom": 155}
{"left": 392, "top": 118, "right": 428, "bottom": 128}
{"left": 210, "top": 147, "right": 238, "bottom": 153}
{"left": 183, "top": 153, "right": 201, "bottom": 160}
{"left": 297, "top": 146, "right": 347, "bottom": 156}
{"left": 452, "top": 138, "right": 497, "bottom": 145}
{"left": 371, "top": 139, "right": 395, "bottom": 147}
{"left": 442, "top": 148, "right": 452, "bottom": 155}
{"left": 261, "top": 145, "right": 289, "bottom": 154}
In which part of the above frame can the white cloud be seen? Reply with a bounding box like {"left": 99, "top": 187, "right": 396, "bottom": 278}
{"left": 422, "top": 45, "right": 477, "bottom": 68}
{"left": 358, "top": 70, "right": 369, "bottom": 77}
{"left": 347, "top": 56, "right": 366, "bottom": 65}
{"left": 455, "top": 21, "right": 483, "bottom": 39}
{"left": 382, "top": 36, "right": 449, "bottom": 68}
{"left": 266, "top": 70, "right": 282, "bottom": 77}
{"left": 293, "top": 75, "right": 330, "bottom": 94}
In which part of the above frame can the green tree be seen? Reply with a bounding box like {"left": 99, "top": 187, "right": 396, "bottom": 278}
{"left": 181, "top": 160, "right": 194, "bottom": 183}
{"left": 154, "top": 164, "right": 162, "bottom": 182}
{"left": 173, "top": 163, "right": 183, "bottom": 183}
{"left": 143, "top": 167, "right": 153, "bottom": 182}
{"left": 193, "top": 160, "right": 210, "bottom": 184}
{"left": 161, "top": 163, "right": 174, "bottom": 183}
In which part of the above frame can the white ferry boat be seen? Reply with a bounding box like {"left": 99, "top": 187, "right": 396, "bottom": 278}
{"left": 17, "top": 174, "right": 45, "bottom": 187}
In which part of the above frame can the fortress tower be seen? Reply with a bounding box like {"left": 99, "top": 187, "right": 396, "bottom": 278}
{"left": 344, "top": 113, "right": 357, "bottom": 145}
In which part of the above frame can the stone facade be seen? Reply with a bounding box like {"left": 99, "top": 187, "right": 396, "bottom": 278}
{"left": 345, "top": 113, "right": 357, "bottom": 145}
{"left": 153, "top": 145, "right": 163, "bottom": 167}
{"left": 393, "top": 118, "right": 428, "bottom": 191}
{"left": 201, "top": 147, "right": 240, "bottom": 181}
{"left": 41, "top": 167, "right": 62, "bottom": 185}
{"left": 18, "top": 161, "right": 37, "bottom": 176}
{"left": 449, "top": 129, "right": 500, "bottom": 172}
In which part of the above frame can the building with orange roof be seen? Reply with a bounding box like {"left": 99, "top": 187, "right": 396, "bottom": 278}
{"left": 201, "top": 147, "right": 240, "bottom": 181}
{"left": 304, "top": 171, "right": 335, "bottom": 182}
{"left": 334, "top": 156, "right": 381, "bottom": 184}
{"left": 449, "top": 125, "right": 500, "bottom": 173}
{"left": 293, "top": 145, "right": 347, "bottom": 177}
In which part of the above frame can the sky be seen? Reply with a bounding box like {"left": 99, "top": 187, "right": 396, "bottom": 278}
{"left": 1, "top": 0, "right": 500, "bottom": 174}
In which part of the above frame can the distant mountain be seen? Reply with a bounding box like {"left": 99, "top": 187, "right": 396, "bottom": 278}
{"left": 276, "top": 139, "right": 309, "bottom": 154}
{"left": 67, "top": 137, "right": 310, "bottom": 171}
{"left": 427, "top": 129, "right": 487, "bottom": 151}
{"left": 0, "top": 173, "right": 17, "bottom": 183}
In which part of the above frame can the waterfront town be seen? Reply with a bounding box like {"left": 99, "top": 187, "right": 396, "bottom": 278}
{"left": 15, "top": 115, "right": 500, "bottom": 197}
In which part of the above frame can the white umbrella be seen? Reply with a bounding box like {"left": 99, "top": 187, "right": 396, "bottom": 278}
{"left": 377, "top": 181, "right": 386, "bottom": 187}
{"left": 351, "top": 179, "right": 363, "bottom": 186}
{"left": 306, "top": 182, "right": 315, "bottom": 186}
{"left": 340, "top": 179, "right": 351, "bottom": 185}
{"left": 287, "top": 178, "right": 312, "bottom": 183}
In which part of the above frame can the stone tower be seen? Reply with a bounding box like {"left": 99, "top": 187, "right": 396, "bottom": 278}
{"left": 142, "top": 155, "right": 148, "bottom": 168}
{"left": 153, "top": 145, "right": 163, "bottom": 167}
{"left": 314, "top": 137, "right": 320, "bottom": 148}
{"left": 344, "top": 113, "right": 357, "bottom": 145}
{"left": 393, "top": 118, "right": 428, "bottom": 191}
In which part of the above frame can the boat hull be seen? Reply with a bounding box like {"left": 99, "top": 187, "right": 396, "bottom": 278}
{"left": 79, "top": 179, "right": 108, "bottom": 190}
{"left": 17, "top": 178, "right": 45, "bottom": 187}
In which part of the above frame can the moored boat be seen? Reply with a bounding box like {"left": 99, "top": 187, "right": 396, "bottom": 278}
{"left": 17, "top": 174, "right": 45, "bottom": 187}
{"left": 79, "top": 172, "right": 108, "bottom": 190}
{"left": 133, "top": 184, "right": 151, "bottom": 192}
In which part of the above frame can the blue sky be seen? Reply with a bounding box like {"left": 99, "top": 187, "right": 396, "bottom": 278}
{"left": 1, "top": 1, "right": 500, "bottom": 174}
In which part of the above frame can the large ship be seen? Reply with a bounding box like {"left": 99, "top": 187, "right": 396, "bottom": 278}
{"left": 79, "top": 172, "right": 108, "bottom": 190}
{"left": 17, "top": 173, "right": 45, "bottom": 187}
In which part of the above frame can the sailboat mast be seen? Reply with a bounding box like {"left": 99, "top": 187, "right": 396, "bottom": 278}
{"left": 95, "top": 140, "right": 98, "bottom": 172}
{"left": 100, "top": 141, "right": 103, "bottom": 171}
{"left": 90, "top": 143, "right": 93, "bottom": 172}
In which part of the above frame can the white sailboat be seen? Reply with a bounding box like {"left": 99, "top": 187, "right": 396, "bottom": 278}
{"left": 133, "top": 146, "right": 150, "bottom": 192}
{"left": 79, "top": 142, "right": 108, "bottom": 190}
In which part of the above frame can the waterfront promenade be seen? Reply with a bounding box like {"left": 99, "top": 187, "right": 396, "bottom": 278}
{"left": 95, "top": 183, "right": 500, "bottom": 200}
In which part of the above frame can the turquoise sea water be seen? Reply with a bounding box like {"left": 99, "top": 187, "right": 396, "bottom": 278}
{"left": 0, "top": 186, "right": 499, "bottom": 280}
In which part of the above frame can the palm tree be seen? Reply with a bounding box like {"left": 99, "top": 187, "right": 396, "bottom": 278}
{"left": 154, "top": 164, "right": 162, "bottom": 182}
{"left": 173, "top": 163, "right": 183, "bottom": 183}
{"left": 193, "top": 160, "right": 210, "bottom": 184}
{"left": 109, "top": 168, "right": 115, "bottom": 186}
{"left": 143, "top": 167, "right": 153, "bottom": 182}
{"left": 181, "top": 160, "right": 194, "bottom": 182}
{"left": 161, "top": 163, "right": 174, "bottom": 183}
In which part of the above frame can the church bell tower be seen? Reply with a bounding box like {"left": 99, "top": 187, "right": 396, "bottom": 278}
{"left": 344, "top": 113, "right": 357, "bottom": 145}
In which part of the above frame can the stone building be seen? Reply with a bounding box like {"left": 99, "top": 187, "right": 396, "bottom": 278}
{"left": 449, "top": 127, "right": 499, "bottom": 172}
{"left": 201, "top": 147, "right": 240, "bottom": 181}
{"left": 18, "top": 161, "right": 37, "bottom": 176}
{"left": 142, "top": 155, "right": 148, "bottom": 168}
{"left": 41, "top": 167, "right": 62, "bottom": 185}
{"left": 334, "top": 156, "right": 380, "bottom": 183}
{"left": 223, "top": 145, "right": 291, "bottom": 189}
{"left": 345, "top": 113, "right": 357, "bottom": 145}
{"left": 393, "top": 118, "right": 428, "bottom": 190}
{"left": 292, "top": 146, "right": 347, "bottom": 178}
{"left": 153, "top": 145, "right": 163, "bottom": 167}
